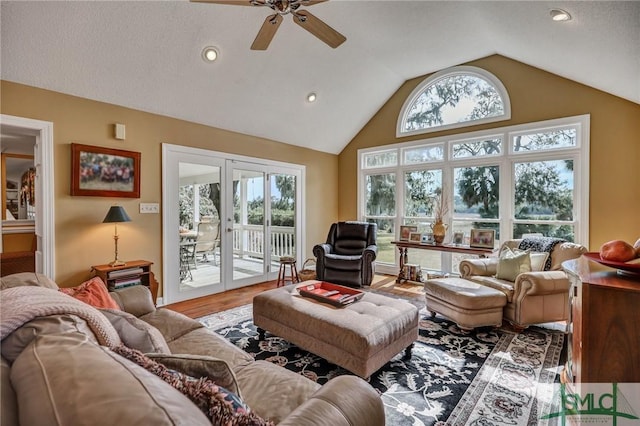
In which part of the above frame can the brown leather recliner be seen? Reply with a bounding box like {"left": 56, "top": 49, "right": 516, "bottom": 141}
{"left": 313, "top": 221, "right": 377, "bottom": 288}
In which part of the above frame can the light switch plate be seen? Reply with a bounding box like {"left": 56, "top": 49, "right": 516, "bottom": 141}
{"left": 139, "top": 203, "right": 159, "bottom": 214}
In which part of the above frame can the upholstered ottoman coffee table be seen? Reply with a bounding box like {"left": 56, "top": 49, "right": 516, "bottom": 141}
{"left": 424, "top": 277, "right": 506, "bottom": 330}
{"left": 253, "top": 282, "right": 419, "bottom": 379}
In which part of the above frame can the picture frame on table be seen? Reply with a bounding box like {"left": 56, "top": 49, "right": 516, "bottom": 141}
{"left": 70, "top": 143, "right": 141, "bottom": 198}
{"left": 408, "top": 232, "right": 423, "bottom": 243}
{"left": 421, "top": 233, "right": 434, "bottom": 244}
{"left": 399, "top": 225, "right": 418, "bottom": 241}
{"left": 469, "top": 228, "right": 495, "bottom": 249}
{"left": 452, "top": 232, "right": 464, "bottom": 245}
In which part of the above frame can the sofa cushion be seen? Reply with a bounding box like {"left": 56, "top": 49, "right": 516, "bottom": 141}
{"left": 1, "top": 356, "right": 17, "bottom": 426}
{"left": 468, "top": 275, "right": 515, "bottom": 303}
{"left": 496, "top": 247, "right": 531, "bottom": 281}
{"left": 100, "top": 308, "right": 170, "bottom": 354}
{"left": 140, "top": 309, "right": 204, "bottom": 343}
{"left": 234, "top": 360, "right": 321, "bottom": 424}
{"left": 59, "top": 277, "right": 120, "bottom": 310}
{"left": 530, "top": 252, "right": 550, "bottom": 272}
{"left": 109, "top": 284, "right": 156, "bottom": 317}
{"left": 112, "top": 345, "right": 273, "bottom": 425}
{"left": 1, "top": 315, "right": 99, "bottom": 363}
{"left": 0, "top": 272, "right": 58, "bottom": 291}
{"left": 146, "top": 353, "right": 241, "bottom": 396}
{"left": 10, "top": 332, "right": 211, "bottom": 426}
{"left": 165, "top": 327, "right": 254, "bottom": 371}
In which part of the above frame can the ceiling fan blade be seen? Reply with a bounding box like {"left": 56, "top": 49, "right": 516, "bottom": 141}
{"left": 251, "top": 14, "right": 283, "bottom": 50}
{"left": 190, "top": 0, "right": 264, "bottom": 5}
{"left": 298, "top": 0, "right": 329, "bottom": 6}
{"left": 293, "top": 10, "right": 345, "bottom": 48}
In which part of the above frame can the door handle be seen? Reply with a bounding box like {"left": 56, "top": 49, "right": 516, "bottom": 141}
{"left": 226, "top": 228, "right": 233, "bottom": 232}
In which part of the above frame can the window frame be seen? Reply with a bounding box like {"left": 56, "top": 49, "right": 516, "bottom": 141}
{"left": 396, "top": 66, "right": 512, "bottom": 138}
{"left": 361, "top": 114, "right": 590, "bottom": 275}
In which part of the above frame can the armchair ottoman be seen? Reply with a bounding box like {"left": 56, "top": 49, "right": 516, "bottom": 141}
{"left": 424, "top": 277, "right": 507, "bottom": 330}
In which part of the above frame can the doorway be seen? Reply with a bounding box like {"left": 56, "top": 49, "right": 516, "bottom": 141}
{"left": 162, "top": 144, "right": 304, "bottom": 304}
{"left": 0, "top": 114, "right": 54, "bottom": 277}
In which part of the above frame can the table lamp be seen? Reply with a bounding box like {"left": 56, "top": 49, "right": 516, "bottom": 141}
{"left": 103, "top": 205, "right": 131, "bottom": 267}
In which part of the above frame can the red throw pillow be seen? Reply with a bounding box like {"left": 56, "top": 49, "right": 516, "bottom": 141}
{"left": 59, "top": 277, "right": 120, "bottom": 310}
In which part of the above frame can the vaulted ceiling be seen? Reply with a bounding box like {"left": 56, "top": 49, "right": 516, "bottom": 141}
{"left": 1, "top": 1, "right": 638, "bottom": 154}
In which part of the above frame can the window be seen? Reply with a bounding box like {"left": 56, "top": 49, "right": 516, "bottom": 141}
{"left": 360, "top": 115, "right": 589, "bottom": 276}
{"left": 397, "top": 66, "right": 511, "bottom": 137}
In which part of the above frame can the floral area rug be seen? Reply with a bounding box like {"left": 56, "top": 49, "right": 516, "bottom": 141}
{"left": 199, "top": 305, "right": 564, "bottom": 426}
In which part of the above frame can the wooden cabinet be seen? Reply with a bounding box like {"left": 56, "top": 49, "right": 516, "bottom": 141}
{"left": 91, "top": 260, "right": 159, "bottom": 305}
{"left": 562, "top": 257, "right": 640, "bottom": 383}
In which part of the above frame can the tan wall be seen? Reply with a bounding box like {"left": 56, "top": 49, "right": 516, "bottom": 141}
{"left": 1, "top": 81, "right": 339, "bottom": 288}
{"left": 339, "top": 55, "right": 640, "bottom": 251}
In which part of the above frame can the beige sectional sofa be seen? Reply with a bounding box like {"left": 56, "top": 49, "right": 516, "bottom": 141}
{"left": 0, "top": 273, "right": 385, "bottom": 426}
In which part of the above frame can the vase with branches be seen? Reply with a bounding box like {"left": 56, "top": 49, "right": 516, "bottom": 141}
{"left": 430, "top": 192, "right": 449, "bottom": 244}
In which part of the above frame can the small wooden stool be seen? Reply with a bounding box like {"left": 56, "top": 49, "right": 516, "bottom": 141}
{"left": 277, "top": 256, "right": 299, "bottom": 287}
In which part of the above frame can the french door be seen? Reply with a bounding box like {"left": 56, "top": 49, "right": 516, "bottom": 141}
{"left": 162, "top": 144, "right": 303, "bottom": 304}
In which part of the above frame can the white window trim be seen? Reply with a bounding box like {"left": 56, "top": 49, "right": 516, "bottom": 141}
{"left": 361, "top": 114, "right": 590, "bottom": 272}
{"left": 396, "top": 66, "right": 512, "bottom": 138}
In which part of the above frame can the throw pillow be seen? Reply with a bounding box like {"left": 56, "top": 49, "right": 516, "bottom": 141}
{"left": 146, "top": 354, "right": 241, "bottom": 397}
{"left": 59, "top": 277, "right": 120, "bottom": 310}
{"left": 496, "top": 247, "right": 532, "bottom": 281}
{"left": 100, "top": 308, "right": 170, "bottom": 354}
{"left": 530, "top": 252, "right": 550, "bottom": 272}
{"left": 112, "top": 345, "right": 274, "bottom": 426}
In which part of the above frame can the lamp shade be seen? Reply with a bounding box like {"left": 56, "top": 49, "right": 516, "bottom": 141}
{"left": 103, "top": 206, "right": 131, "bottom": 223}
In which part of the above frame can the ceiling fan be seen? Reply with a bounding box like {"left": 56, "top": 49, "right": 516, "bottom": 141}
{"left": 192, "top": 0, "right": 346, "bottom": 50}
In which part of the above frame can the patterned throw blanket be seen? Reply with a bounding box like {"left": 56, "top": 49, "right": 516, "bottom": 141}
{"left": 0, "top": 286, "right": 121, "bottom": 346}
{"left": 518, "top": 237, "right": 566, "bottom": 271}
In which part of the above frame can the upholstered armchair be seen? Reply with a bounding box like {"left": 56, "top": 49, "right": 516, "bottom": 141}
{"left": 459, "top": 238, "right": 587, "bottom": 329}
{"left": 313, "top": 221, "right": 378, "bottom": 288}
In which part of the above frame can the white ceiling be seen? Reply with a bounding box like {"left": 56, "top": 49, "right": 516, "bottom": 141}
{"left": 1, "top": 1, "right": 638, "bottom": 155}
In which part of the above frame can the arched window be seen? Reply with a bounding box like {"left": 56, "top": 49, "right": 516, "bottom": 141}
{"left": 397, "top": 66, "right": 511, "bottom": 137}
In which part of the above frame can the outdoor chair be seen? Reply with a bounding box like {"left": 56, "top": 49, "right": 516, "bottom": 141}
{"left": 195, "top": 219, "right": 220, "bottom": 266}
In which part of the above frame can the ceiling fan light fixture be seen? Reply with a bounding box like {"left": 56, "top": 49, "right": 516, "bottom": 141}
{"left": 306, "top": 92, "right": 317, "bottom": 103}
{"left": 202, "top": 46, "right": 219, "bottom": 62}
{"left": 550, "top": 9, "right": 571, "bottom": 22}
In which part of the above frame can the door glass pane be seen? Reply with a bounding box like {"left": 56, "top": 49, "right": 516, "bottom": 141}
{"left": 178, "top": 163, "right": 221, "bottom": 292}
{"left": 270, "top": 173, "right": 296, "bottom": 271}
{"left": 233, "top": 169, "right": 265, "bottom": 280}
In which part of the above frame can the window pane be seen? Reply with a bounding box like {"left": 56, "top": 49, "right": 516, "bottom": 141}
{"left": 514, "top": 160, "right": 574, "bottom": 221}
{"left": 452, "top": 137, "right": 502, "bottom": 158}
{"left": 368, "top": 219, "right": 395, "bottom": 264}
{"left": 404, "top": 170, "right": 442, "bottom": 218}
{"left": 363, "top": 151, "right": 397, "bottom": 169}
{"left": 513, "top": 223, "right": 575, "bottom": 242}
{"left": 454, "top": 165, "right": 499, "bottom": 219}
{"left": 403, "top": 145, "right": 444, "bottom": 164}
{"left": 403, "top": 74, "right": 505, "bottom": 132}
{"left": 513, "top": 128, "right": 577, "bottom": 152}
{"left": 366, "top": 173, "right": 396, "bottom": 216}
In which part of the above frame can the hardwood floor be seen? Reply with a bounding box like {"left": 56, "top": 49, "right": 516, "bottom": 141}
{"left": 164, "top": 280, "right": 279, "bottom": 319}
{"left": 165, "top": 274, "right": 407, "bottom": 319}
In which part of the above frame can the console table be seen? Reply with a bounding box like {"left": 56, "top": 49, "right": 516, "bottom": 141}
{"left": 562, "top": 256, "right": 640, "bottom": 383}
{"left": 391, "top": 241, "right": 494, "bottom": 283}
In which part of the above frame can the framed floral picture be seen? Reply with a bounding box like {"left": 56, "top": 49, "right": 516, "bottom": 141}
{"left": 70, "top": 143, "right": 140, "bottom": 198}
{"left": 469, "top": 229, "right": 495, "bottom": 249}
{"left": 399, "top": 225, "right": 418, "bottom": 241}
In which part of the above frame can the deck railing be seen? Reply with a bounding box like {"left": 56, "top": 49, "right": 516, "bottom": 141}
{"left": 232, "top": 225, "right": 295, "bottom": 260}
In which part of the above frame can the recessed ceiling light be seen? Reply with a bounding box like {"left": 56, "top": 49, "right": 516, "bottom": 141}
{"left": 550, "top": 9, "right": 571, "bottom": 22}
{"left": 202, "top": 46, "right": 219, "bottom": 62}
{"left": 306, "top": 92, "right": 317, "bottom": 103}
